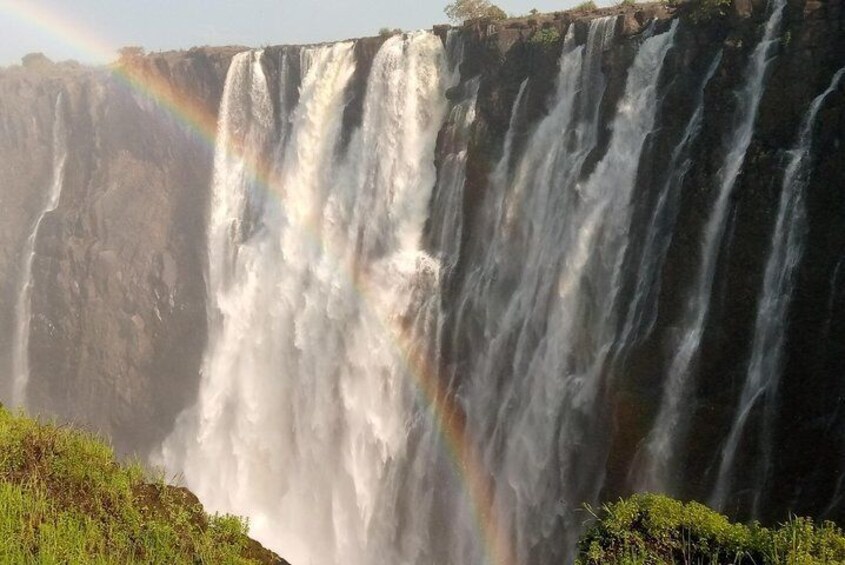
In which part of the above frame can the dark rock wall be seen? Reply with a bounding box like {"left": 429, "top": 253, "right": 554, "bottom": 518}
{"left": 436, "top": 0, "right": 845, "bottom": 525}
{"left": 770, "top": 0, "right": 845, "bottom": 521}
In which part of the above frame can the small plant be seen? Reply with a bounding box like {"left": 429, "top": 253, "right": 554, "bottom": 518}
{"left": 618, "top": 0, "right": 637, "bottom": 6}
{"left": 379, "top": 27, "right": 403, "bottom": 37}
{"left": 531, "top": 27, "right": 562, "bottom": 46}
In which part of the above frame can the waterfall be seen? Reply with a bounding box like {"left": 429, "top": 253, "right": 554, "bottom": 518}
{"left": 427, "top": 72, "right": 480, "bottom": 363}
{"left": 10, "top": 93, "right": 68, "bottom": 408}
{"left": 453, "top": 17, "right": 617, "bottom": 383}
{"left": 133, "top": 4, "right": 843, "bottom": 562}
{"left": 451, "top": 18, "right": 677, "bottom": 562}
{"left": 426, "top": 41, "right": 479, "bottom": 276}
{"left": 5, "top": 0, "right": 845, "bottom": 559}
{"left": 627, "top": 51, "right": 722, "bottom": 491}
{"left": 160, "top": 33, "right": 458, "bottom": 565}
{"left": 618, "top": 51, "right": 722, "bottom": 358}
{"left": 636, "top": 0, "right": 785, "bottom": 495}
{"left": 710, "top": 66, "right": 845, "bottom": 512}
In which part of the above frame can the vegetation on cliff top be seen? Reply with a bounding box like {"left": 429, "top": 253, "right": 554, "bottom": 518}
{"left": 444, "top": 0, "right": 507, "bottom": 23}
{"left": 578, "top": 493, "right": 845, "bottom": 564}
{"left": 0, "top": 406, "right": 282, "bottom": 564}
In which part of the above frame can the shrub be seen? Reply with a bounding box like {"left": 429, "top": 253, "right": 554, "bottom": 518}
{"left": 577, "top": 493, "right": 845, "bottom": 565}
{"left": 531, "top": 27, "right": 562, "bottom": 45}
{"left": 573, "top": 1, "right": 599, "bottom": 11}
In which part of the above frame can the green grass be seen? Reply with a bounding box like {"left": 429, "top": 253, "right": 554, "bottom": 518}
{"left": 0, "top": 406, "right": 281, "bottom": 564}
{"left": 577, "top": 493, "right": 845, "bottom": 565}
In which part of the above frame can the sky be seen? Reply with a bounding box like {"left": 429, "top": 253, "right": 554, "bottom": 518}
{"left": 0, "top": 0, "right": 595, "bottom": 66}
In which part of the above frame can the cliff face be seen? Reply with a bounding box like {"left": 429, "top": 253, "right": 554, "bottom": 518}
{"left": 0, "top": 49, "right": 236, "bottom": 454}
{"left": 1, "top": 1, "right": 844, "bottom": 561}
{"left": 440, "top": 0, "right": 845, "bottom": 527}
{"left": 0, "top": 62, "right": 71, "bottom": 403}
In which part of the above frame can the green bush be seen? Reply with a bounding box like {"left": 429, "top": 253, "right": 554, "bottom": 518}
{"left": 0, "top": 407, "right": 279, "bottom": 564}
{"left": 577, "top": 493, "right": 845, "bottom": 565}
{"left": 573, "top": 1, "right": 599, "bottom": 10}
{"left": 531, "top": 27, "right": 562, "bottom": 45}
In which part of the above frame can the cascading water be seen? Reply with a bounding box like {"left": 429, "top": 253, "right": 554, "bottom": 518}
{"left": 627, "top": 51, "right": 722, "bottom": 491}
{"left": 634, "top": 0, "right": 786, "bottom": 495}
{"left": 427, "top": 32, "right": 479, "bottom": 278}
{"left": 617, "top": 51, "right": 722, "bottom": 362}
{"left": 161, "top": 19, "right": 688, "bottom": 564}
{"left": 131, "top": 8, "right": 845, "bottom": 564}
{"left": 451, "top": 18, "right": 678, "bottom": 562}
{"left": 160, "top": 33, "right": 461, "bottom": 565}
{"left": 710, "top": 66, "right": 845, "bottom": 513}
{"left": 10, "top": 93, "right": 68, "bottom": 408}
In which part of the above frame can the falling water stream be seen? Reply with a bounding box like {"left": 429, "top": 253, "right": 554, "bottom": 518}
{"left": 11, "top": 93, "right": 68, "bottom": 408}
{"left": 161, "top": 34, "right": 460, "bottom": 565}
{"left": 710, "top": 66, "right": 845, "bottom": 513}
{"left": 636, "top": 0, "right": 786, "bottom": 496}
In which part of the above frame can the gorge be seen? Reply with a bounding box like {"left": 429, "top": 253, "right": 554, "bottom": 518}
{"left": 1, "top": 0, "right": 844, "bottom": 563}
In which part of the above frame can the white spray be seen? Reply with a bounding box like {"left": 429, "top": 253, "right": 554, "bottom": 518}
{"left": 160, "top": 34, "right": 454, "bottom": 565}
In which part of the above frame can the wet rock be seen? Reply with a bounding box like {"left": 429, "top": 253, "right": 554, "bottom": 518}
{"left": 731, "top": 0, "right": 755, "bottom": 20}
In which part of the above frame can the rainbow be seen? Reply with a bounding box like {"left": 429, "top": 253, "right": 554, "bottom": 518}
{"left": 0, "top": 2, "right": 517, "bottom": 563}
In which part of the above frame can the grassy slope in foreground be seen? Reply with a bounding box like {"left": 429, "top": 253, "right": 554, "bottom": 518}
{"left": 578, "top": 493, "right": 845, "bottom": 564}
{"left": 0, "top": 406, "right": 285, "bottom": 564}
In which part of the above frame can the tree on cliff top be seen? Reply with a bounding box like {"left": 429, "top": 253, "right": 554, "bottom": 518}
{"left": 117, "top": 46, "right": 145, "bottom": 62}
{"left": 444, "top": 0, "right": 507, "bottom": 23}
{"left": 21, "top": 52, "right": 54, "bottom": 70}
